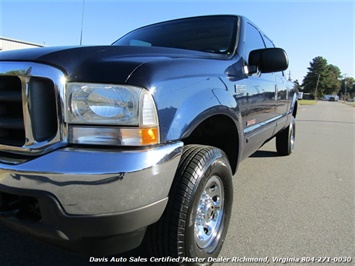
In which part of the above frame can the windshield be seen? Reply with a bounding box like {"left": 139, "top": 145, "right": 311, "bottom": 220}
{"left": 113, "top": 16, "right": 238, "bottom": 55}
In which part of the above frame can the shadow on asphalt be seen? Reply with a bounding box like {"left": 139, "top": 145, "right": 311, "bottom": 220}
{"left": 0, "top": 225, "right": 149, "bottom": 266}
{"left": 250, "top": 150, "right": 279, "bottom": 158}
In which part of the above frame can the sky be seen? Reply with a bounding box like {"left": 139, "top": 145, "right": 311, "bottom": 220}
{"left": 0, "top": 0, "right": 354, "bottom": 82}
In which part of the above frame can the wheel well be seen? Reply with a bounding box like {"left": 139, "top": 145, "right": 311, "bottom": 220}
{"left": 293, "top": 101, "right": 298, "bottom": 118}
{"left": 182, "top": 115, "right": 239, "bottom": 174}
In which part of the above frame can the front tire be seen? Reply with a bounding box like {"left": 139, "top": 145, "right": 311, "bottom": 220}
{"left": 146, "top": 145, "right": 233, "bottom": 265}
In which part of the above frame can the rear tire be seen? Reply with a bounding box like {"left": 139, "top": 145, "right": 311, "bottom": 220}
{"left": 146, "top": 145, "right": 233, "bottom": 265}
{"left": 276, "top": 116, "right": 295, "bottom": 156}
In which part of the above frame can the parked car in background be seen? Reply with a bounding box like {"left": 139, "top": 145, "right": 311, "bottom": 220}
{"left": 322, "top": 95, "right": 339, "bottom": 101}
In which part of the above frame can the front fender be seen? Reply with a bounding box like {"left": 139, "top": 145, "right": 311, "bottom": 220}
{"left": 162, "top": 82, "right": 240, "bottom": 141}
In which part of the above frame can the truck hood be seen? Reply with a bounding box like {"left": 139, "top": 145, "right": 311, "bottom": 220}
{"left": 0, "top": 45, "right": 213, "bottom": 83}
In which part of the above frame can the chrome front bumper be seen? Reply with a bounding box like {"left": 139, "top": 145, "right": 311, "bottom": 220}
{"left": 0, "top": 141, "right": 183, "bottom": 254}
{"left": 0, "top": 141, "right": 183, "bottom": 215}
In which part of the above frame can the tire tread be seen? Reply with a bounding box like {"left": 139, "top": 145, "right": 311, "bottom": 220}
{"left": 144, "top": 145, "right": 232, "bottom": 264}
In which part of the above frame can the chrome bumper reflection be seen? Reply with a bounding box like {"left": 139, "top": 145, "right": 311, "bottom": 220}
{"left": 0, "top": 141, "right": 183, "bottom": 215}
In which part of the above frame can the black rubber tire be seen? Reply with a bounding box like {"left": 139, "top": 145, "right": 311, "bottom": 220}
{"left": 276, "top": 116, "right": 296, "bottom": 156}
{"left": 145, "top": 145, "right": 233, "bottom": 265}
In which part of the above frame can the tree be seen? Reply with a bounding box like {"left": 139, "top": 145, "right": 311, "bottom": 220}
{"left": 302, "top": 56, "right": 341, "bottom": 98}
{"left": 326, "top": 64, "right": 341, "bottom": 94}
{"left": 339, "top": 76, "right": 355, "bottom": 99}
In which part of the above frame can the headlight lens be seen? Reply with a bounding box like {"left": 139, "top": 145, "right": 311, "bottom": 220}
{"left": 66, "top": 83, "right": 141, "bottom": 125}
{"left": 65, "top": 83, "right": 159, "bottom": 146}
{"left": 87, "top": 88, "right": 133, "bottom": 118}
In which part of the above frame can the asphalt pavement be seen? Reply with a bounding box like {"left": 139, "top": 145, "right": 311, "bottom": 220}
{"left": 219, "top": 101, "right": 354, "bottom": 265}
{"left": 1, "top": 101, "right": 354, "bottom": 265}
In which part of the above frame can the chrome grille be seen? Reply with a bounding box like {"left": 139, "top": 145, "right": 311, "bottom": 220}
{"left": 0, "top": 62, "right": 66, "bottom": 155}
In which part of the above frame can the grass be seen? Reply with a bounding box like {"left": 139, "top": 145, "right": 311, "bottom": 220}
{"left": 298, "top": 100, "right": 317, "bottom": 105}
{"left": 342, "top": 101, "right": 355, "bottom": 107}
{"left": 298, "top": 99, "right": 355, "bottom": 107}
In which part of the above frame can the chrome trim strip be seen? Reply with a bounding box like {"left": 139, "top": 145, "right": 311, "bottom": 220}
{"left": 0, "top": 62, "right": 68, "bottom": 155}
{"left": 21, "top": 76, "right": 35, "bottom": 146}
{"left": 243, "top": 114, "right": 282, "bottom": 135}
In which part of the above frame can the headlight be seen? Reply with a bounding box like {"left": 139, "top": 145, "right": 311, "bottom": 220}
{"left": 65, "top": 83, "right": 159, "bottom": 146}
{"left": 66, "top": 83, "right": 141, "bottom": 125}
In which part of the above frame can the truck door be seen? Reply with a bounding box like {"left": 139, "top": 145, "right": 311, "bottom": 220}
{"left": 262, "top": 35, "right": 290, "bottom": 117}
{"left": 275, "top": 71, "right": 290, "bottom": 116}
{"left": 241, "top": 23, "right": 276, "bottom": 131}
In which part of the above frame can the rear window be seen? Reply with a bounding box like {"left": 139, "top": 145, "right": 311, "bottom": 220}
{"left": 113, "top": 16, "right": 238, "bottom": 55}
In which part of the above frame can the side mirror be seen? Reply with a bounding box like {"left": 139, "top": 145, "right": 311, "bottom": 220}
{"left": 248, "top": 48, "right": 289, "bottom": 73}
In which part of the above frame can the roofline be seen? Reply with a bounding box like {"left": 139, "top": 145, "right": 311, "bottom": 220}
{"left": 0, "top": 36, "right": 44, "bottom": 47}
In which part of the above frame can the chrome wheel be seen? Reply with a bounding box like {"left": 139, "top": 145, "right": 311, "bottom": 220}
{"left": 194, "top": 175, "right": 224, "bottom": 249}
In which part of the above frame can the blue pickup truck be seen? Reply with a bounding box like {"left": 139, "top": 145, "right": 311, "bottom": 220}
{"left": 0, "top": 15, "right": 297, "bottom": 263}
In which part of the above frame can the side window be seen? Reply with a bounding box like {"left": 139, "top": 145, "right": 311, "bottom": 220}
{"left": 244, "top": 23, "right": 265, "bottom": 63}
{"left": 263, "top": 35, "right": 275, "bottom": 48}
